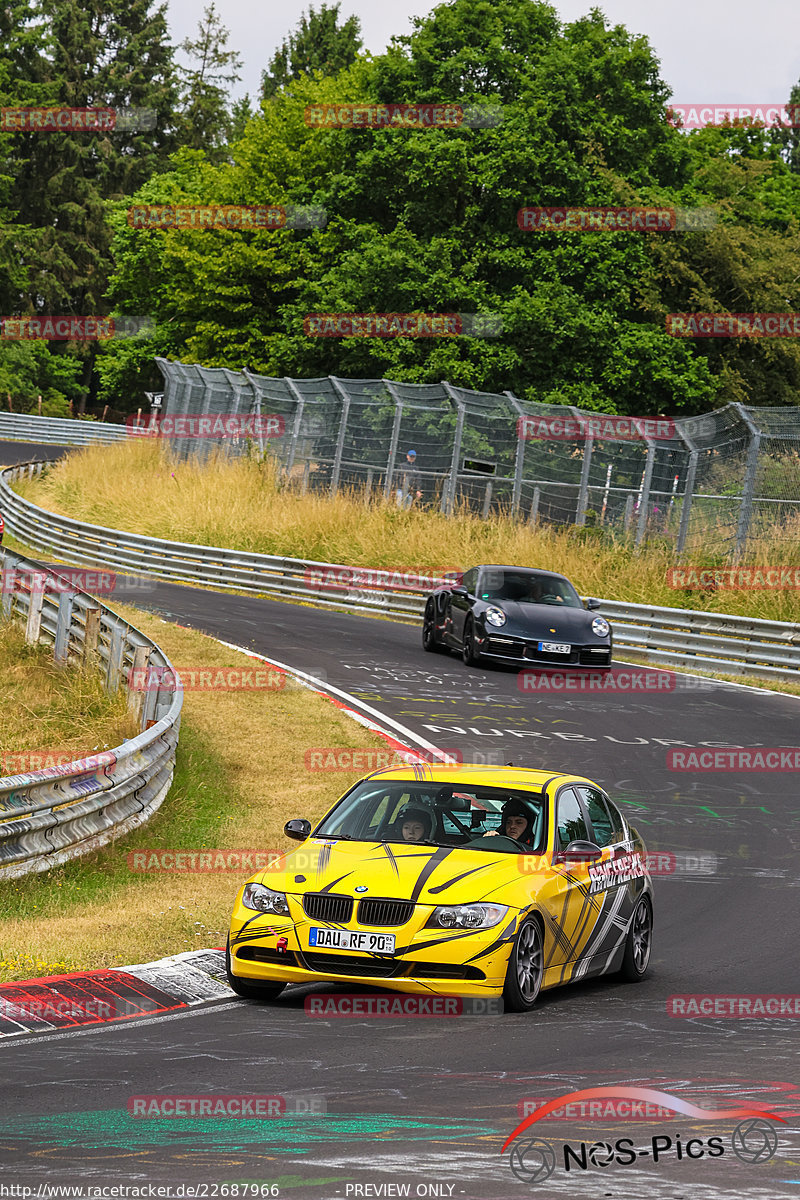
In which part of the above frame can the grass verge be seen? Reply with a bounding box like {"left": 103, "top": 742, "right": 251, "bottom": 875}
{"left": 0, "top": 605, "right": 389, "bottom": 982}
{"left": 13, "top": 439, "right": 800, "bottom": 623}
{"left": 0, "top": 620, "right": 138, "bottom": 774}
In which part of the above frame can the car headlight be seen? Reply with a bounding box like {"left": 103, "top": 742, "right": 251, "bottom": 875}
{"left": 242, "top": 882, "right": 290, "bottom": 915}
{"left": 485, "top": 607, "right": 506, "bottom": 628}
{"left": 591, "top": 616, "right": 610, "bottom": 637}
{"left": 426, "top": 903, "right": 508, "bottom": 930}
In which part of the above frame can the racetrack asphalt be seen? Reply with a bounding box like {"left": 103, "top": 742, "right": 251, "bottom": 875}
{"left": 2, "top": 504, "right": 800, "bottom": 1196}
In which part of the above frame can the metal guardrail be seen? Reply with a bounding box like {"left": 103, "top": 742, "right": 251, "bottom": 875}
{"left": 0, "top": 412, "right": 128, "bottom": 446}
{"left": 0, "top": 547, "right": 182, "bottom": 878}
{"left": 2, "top": 460, "right": 800, "bottom": 683}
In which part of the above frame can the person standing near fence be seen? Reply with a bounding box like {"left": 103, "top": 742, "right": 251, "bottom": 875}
{"left": 397, "top": 449, "right": 423, "bottom": 508}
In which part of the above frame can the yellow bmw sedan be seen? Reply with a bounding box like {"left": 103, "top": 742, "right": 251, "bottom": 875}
{"left": 226, "top": 765, "right": 653, "bottom": 1012}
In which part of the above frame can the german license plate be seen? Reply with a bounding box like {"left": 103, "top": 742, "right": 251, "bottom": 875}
{"left": 308, "top": 928, "right": 396, "bottom": 954}
{"left": 539, "top": 641, "right": 571, "bottom": 654}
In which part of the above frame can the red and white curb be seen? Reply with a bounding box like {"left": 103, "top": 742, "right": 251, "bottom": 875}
{"left": 0, "top": 948, "right": 229, "bottom": 1037}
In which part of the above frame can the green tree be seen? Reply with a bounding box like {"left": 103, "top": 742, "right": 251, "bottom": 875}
{"left": 177, "top": 3, "right": 243, "bottom": 156}
{"left": 261, "top": 3, "right": 362, "bottom": 100}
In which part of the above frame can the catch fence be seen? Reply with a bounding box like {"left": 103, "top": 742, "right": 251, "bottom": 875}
{"left": 153, "top": 361, "right": 800, "bottom": 560}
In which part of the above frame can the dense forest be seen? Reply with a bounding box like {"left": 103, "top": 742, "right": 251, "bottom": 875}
{"left": 1, "top": 0, "right": 799, "bottom": 418}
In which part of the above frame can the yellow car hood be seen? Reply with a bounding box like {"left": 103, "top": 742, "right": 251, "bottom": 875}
{"left": 255, "top": 837, "right": 540, "bottom": 906}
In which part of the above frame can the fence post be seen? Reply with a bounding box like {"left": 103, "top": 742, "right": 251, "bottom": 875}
{"left": 329, "top": 377, "right": 352, "bottom": 497}
{"left": 674, "top": 421, "right": 699, "bottom": 557}
{"left": 383, "top": 381, "right": 404, "bottom": 500}
{"left": 575, "top": 434, "right": 593, "bottom": 526}
{"left": 529, "top": 486, "right": 541, "bottom": 525}
{"left": 623, "top": 493, "right": 634, "bottom": 534}
{"left": 733, "top": 404, "right": 761, "bottom": 560}
{"left": 635, "top": 439, "right": 656, "bottom": 547}
{"left": 504, "top": 391, "right": 526, "bottom": 519}
{"left": 283, "top": 378, "right": 306, "bottom": 479}
{"left": 441, "top": 382, "right": 466, "bottom": 516}
{"left": 242, "top": 369, "right": 264, "bottom": 456}
{"left": 482, "top": 480, "right": 493, "bottom": 518}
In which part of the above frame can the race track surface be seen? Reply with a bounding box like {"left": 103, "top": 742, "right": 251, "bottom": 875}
{"left": 2, "top": 532, "right": 799, "bottom": 1197}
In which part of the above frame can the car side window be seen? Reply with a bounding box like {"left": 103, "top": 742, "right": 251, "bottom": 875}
{"left": 555, "top": 788, "right": 589, "bottom": 848}
{"left": 462, "top": 568, "right": 478, "bottom": 595}
{"left": 577, "top": 787, "right": 625, "bottom": 847}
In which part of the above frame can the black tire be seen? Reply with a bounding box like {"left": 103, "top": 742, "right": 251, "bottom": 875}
{"left": 225, "top": 938, "right": 286, "bottom": 1001}
{"left": 620, "top": 895, "right": 653, "bottom": 981}
{"left": 461, "top": 617, "right": 481, "bottom": 667}
{"left": 422, "top": 600, "right": 447, "bottom": 654}
{"left": 502, "top": 917, "right": 544, "bottom": 1012}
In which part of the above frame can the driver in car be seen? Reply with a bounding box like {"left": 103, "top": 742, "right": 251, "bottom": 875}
{"left": 483, "top": 799, "right": 538, "bottom": 847}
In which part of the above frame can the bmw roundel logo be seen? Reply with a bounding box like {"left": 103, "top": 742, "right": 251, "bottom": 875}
{"left": 354, "top": 885, "right": 368, "bottom": 893}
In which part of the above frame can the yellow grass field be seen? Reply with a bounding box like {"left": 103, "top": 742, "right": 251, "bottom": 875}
{"left": 14, "top": 439, "right": 800, "bottom": 622}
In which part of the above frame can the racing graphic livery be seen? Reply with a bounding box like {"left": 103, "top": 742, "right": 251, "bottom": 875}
{"left": 227, "top": 765, "right": 653, "bottom": 1012}
{"left": 422, "top": 564, "right": 612, "bottom": 668}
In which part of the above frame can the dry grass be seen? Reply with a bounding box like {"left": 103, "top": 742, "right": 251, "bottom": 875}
{"left": 15, "top": 439, "right": 800, "bottom": 624}
{"left": 0, "top": 621, "right": 138, "bottom": 770}
{"left": 0, "top": 605, "right": 388, "bottom": 981}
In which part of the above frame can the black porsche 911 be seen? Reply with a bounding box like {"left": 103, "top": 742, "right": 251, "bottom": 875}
{"left": 422, "top": 564, "right": 612, "bottom": 668}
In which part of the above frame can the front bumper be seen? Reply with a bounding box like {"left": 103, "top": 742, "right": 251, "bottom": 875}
{"left": 479, "top": 631, "right": 612, "bottom": 666}
{"left": 229, "top": 898, "right": 515, "bottom": 996}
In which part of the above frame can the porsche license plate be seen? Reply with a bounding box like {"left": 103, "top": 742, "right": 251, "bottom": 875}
{"left": 538, "top": 641, "right": 571, "bottom": 654}
{"left": 308, "top": 928, "right": 396, "bottom": 954}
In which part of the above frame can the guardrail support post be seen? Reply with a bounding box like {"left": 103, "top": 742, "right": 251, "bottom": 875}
{"left": 127, "top": 644, "right": 150, "bottom": 724}
{"left": 83, "top": 603, "right": 101, "bottom": 667}
{"left": 54, "top": 592, "right": 74, "bottom": 663}
{"left": 107, "top": 622, "right": 125, "bottom": 693}
{"left": 25, "top": 582, "right": 44, "bottom": 645}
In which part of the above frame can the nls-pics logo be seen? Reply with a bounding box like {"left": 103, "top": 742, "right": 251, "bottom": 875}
{"left": 503, "top": 1087, "right": 783, "bottom": 1184}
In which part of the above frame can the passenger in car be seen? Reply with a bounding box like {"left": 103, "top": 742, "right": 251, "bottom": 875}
{"left": 397, "top": 805, "right": 434, "bottom": 842}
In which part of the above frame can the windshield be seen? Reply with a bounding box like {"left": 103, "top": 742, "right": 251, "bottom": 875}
{"left": 314, "top": 781, "right": 547, "bottom": 854}
{"left": 478, "top": 569, "right": 582, "bottom": 608}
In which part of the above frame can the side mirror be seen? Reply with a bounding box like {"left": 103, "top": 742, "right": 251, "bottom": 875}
{"left": 285, "top": 818, "right": 311, "bottom": 842}
{"left": 558, "top": 839, "right": 603, "bottom": 864}
{"left": 585, "top": 598, "right": 601, "bottom": 611}
{"left": 451, "top": 585, "right": 468, "bottom": 598}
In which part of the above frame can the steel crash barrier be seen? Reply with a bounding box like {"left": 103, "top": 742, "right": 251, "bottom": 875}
{"left": 0, "top": 546, "right": 181, "bottom": 878}
{"left": 3, "top": 460, "right": 800, "bottom": 683}
{"left": 0, "top": 411, "right": 128, "bottom": 446}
